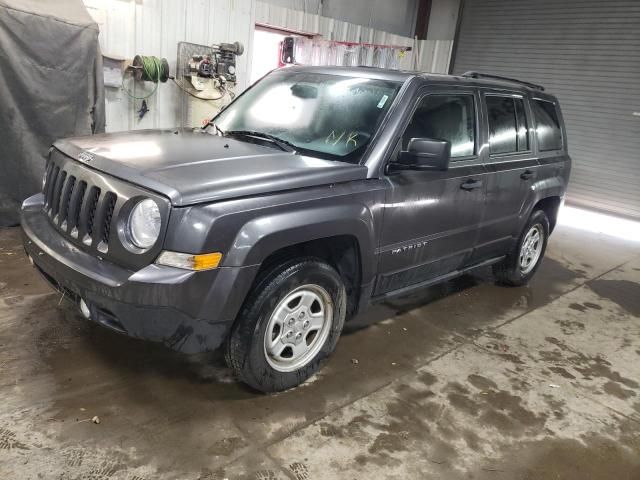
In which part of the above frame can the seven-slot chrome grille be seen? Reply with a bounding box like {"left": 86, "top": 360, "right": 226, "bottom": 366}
{"left": 43, "top": 159, "right": 116, "bottom": 253}
{"left": 41, "top": 149, "right": 170, "bottom": 269}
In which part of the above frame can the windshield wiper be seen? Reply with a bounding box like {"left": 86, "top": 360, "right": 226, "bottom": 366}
{"left": 225, "top": 130, "right": 297, "bottom": 153}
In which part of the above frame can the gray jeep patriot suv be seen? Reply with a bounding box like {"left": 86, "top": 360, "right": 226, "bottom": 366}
{"left": 21, "top": 66, "right": 570, "bottom": 392}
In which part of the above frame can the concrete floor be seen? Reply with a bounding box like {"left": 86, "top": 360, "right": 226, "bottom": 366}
{"left": 0, "top": 219, "right": 639, "bottom": 480}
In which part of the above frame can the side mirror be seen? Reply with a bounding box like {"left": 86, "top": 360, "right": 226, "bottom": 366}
{"left": 392, "top": 138, "right": 451, "bottom": 171}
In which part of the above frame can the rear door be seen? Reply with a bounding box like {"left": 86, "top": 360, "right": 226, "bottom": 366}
{"left": 529, "top": 97, "right": 569, "bottom": 204}
{"left": 473, "top": 90, "right": 539, "bottom": 261}
{"left": 375, "top": 87, "right": 487, "bottom": 296}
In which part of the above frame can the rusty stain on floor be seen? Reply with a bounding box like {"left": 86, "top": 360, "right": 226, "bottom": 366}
{"left": 0, "top": 223, "right": 639, "bottom": 479}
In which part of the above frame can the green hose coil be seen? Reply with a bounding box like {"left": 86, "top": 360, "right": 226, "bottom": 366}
{"left": 122, "top": 55, "right": 170, "bottom": 100}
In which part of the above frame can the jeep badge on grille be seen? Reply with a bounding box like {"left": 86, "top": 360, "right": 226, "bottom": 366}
{"left": 77, "top": 151, "right": 95, "bottom": 163}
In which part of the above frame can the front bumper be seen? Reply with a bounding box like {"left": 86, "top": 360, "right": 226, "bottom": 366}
{"left": 21, "top": 194, "right": 259, "bottom": 354}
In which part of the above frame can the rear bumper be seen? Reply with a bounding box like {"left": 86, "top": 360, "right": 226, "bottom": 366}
{"left": 21, "top": 194, "right": 259, "bottom": 353}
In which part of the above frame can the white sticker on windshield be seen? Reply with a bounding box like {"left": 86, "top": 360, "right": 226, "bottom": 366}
{"left": 377, "top": 95, "right": 389, "bottom": 109}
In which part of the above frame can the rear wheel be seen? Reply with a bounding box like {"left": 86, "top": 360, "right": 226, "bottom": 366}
{"left": 225, "top": 258, "right": 346, "bottom": 393}
{"left": 493, "top": 209, "right": 550, "bottom": 286}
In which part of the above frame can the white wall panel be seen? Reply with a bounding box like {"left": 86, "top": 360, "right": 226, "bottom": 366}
{"left": 254, "top": 2, "right": 452, "bottom": 73}
{"left": 85, "top": 0, "right": 450, "bottom": 133}
{"left": 255, "top": 1, "right": 417, "bottom": 70}
{"left": 85, "top": 0, "right": 254, "bottom": 133}
{"left": 262, "top": 0, "right": 418, "bottom": 37}
{"left": 414, "top": 40, "right": 454, "bottom": 73}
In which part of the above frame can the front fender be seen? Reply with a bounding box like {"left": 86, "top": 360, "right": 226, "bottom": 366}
{"left": 224, "top": 203, "right": 377, "bottom": 282}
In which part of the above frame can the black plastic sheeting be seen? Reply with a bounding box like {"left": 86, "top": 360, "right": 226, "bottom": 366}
{"left": 0, "top": 0, "right": 105, "bottom": 226}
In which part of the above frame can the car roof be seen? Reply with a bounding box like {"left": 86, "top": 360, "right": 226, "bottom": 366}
{"left": 282, "top": 65, "right": 557, "bottom": 99}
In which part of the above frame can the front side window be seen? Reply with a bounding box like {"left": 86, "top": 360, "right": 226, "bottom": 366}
{"left": 486, "top": 96, "right": 529, "bottom": 155}
{"left": 402, "top": 94, "right": 475, "bottom": 158}
{"left": 214, "top": 70, "right": 402, "bottom": 163}
{"left": 532, "top": 99, "right": 562, "bottom": 151}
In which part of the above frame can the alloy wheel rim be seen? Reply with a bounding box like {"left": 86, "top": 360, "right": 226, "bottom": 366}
{"left": 519, "top": 224, "right": 544, "bottom": 275}
{"left": 263, "top": 284, "right": 333, "bottom": 372}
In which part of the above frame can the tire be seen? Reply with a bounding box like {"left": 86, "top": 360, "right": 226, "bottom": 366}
{"left": 493, "top": 209, "right": 550, "bottom": 286}
{"left": 225, "top": 258, "right": 346, "bottom": 393}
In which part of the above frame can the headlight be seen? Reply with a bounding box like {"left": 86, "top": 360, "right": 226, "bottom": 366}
{"left": 127, "top": 198, "right": 161, "bottom": 250}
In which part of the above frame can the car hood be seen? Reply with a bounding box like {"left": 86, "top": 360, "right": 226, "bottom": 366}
{"left": 54, "top": 129, "right": 368, "bottom": 206}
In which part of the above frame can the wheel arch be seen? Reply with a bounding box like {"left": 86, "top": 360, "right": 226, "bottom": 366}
{"left": 532, "top": 195, "right": 562, "bottom": 233}
{"left": 224, "top": 204, "right": 374, "bottom": 272}
{"left": 223, "top": 204, "right": 376, "bottom": 319}
{"left": 254, "top": 235, "right": 363, "bottom": 319}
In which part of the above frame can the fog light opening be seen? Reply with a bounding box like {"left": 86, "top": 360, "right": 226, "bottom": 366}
{"left": 79, "top": 299, "right": 91, "bottom": 319}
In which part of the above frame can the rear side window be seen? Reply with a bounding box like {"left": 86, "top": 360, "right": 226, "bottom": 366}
{"left": 515, "top": 100, "right": 529, "bottom": 151}
{"left": 532, "top": 99, "right": 562, "bottom": 151}
{"left": 403, "top": 94, "right": 475, "bottom": 158}
{"left": 486, "top": 96, "right": 529, "bottom": 155}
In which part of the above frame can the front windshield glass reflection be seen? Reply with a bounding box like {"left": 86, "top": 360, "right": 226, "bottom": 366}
{"left": 214, "top": 70, "right": 401, "bottom": 163}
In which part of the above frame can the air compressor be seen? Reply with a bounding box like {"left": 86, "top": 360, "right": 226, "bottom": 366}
{"left": 177, "top": 41, "right": 244, "bottom": 127}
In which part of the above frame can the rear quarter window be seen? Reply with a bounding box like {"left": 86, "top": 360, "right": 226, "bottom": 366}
{"left": 532, "top": 99, "right": 563, "bottom": 151}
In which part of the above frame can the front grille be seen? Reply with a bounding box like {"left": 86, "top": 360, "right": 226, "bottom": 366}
{"left": 41, "top": 149, "right": 169, "bottom": 269}
{"left": 59, "top": 175, "right": 76, "bottom": 229}
{"left": 101, "top": 193, "right": 117, "bottom": 246}
{"left": 70, "top": 181, "right": 87, "bottom": 234}
{"left": 83, "top": 186, "right": 101, "bottom": 242}
{"left": 43, "top": 160, "right": 115, "bottom": 253}
{"left": 45, "top": 165, "right": 59, "bottom": 210}
{"left": 50, "top": 170, "right": 67, "bottom": 219}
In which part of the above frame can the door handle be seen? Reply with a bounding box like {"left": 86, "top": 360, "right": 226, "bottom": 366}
{"left": 460, "top": 179, "right": 483, "bottom": 190}
{"left": 520, "top": 170, "right": 534, "bottom": 180}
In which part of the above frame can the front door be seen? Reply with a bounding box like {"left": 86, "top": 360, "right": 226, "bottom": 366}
{"left": 375, "top": 89, "right": 487, "bottom": 296}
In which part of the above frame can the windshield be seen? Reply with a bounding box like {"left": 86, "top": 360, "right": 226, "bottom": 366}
{"left": 213, "top": 70, "right": 402, "bottom": 163}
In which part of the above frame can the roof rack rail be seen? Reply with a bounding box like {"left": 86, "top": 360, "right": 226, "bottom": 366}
{"left": 461, "top": 71, "right": 545, "bottom": 91}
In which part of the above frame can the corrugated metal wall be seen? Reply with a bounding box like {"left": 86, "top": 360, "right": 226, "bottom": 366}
{"left": 84, "top": 0, "right": 255, "bottom": 133}
{"left": 414, "top": 39, "right": 453, "bottom": 74}
{"left": 262, "top": 0, "right": 419, "bottom": 37}
{"left": 452, "top": 0, "right": 640, "bottom": 218}
{"left": 85, "top": 0, "right": 453, "bottom": 134}
{"left": 252, "top": 3, "right": 452, "bottom": 73}
{"left": 254, "top": 1, "right": 415, "bottom": 67}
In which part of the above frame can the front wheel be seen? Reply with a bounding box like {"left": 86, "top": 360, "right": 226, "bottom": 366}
{"left": 493, "top": 209, "right": 550, "bottom": 286}
{"left": 225, "top": 258, "right": 346, "bottom": 393}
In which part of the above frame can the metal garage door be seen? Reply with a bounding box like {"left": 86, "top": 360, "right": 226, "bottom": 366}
{"left": 451, "top": 0, "right": 640, "bottom": 218}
